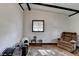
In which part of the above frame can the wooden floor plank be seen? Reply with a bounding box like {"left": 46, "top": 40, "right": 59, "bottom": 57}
{"left": 29, "top": 45, "right": 79, "bottom": 56}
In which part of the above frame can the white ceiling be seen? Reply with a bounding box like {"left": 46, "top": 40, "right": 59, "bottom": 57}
{"left": 50, "top": 3, "right": 79, "bottom": 10}
{"left": 21, "top": 3, "right": 79, "bottom": 15}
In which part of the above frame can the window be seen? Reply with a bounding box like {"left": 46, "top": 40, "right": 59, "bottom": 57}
{"left": 32, "top": 20, "right": 44, "bottom": 32}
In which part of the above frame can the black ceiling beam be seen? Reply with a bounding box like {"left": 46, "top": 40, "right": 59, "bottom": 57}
{"left": 18, "top": 3, "right": 24, "bottom": 11}
{"left": 26, "top": 3, "right": 31, "bottom": 11}
{"left": 69, "top": 12, "right": 79, "bottom": 17}
{"left": 32, "top": 3, "right": 79, "bottom": 12}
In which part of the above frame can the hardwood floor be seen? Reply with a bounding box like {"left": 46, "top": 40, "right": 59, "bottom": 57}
{"left": 29, "top": 45, "right": 79, "bottom": 56}
{"left": 29, "top": 45, "right": 57, "bottom": 48}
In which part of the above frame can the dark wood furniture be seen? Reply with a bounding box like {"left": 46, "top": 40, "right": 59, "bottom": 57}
{"left": 31, "top": 36, "right": 37, "bottom": 45}
{"left": 38, "top": 40, "right": 42, "bottom": 46}
{"left": 30, "top": 39, "right": 43, "bottom": 46}
{"left": 31, "top": 36, "right": 43, "bottom": 46}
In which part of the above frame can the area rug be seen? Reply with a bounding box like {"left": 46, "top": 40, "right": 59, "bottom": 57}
{"left": 27, "top": 47, "right": 74, "bottom": 56}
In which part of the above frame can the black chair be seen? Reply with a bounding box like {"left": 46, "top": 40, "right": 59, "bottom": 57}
{"left": 22, "top": 40, "right": 28, "bottom": 56}
{"left": 31, "top": 36, "right": 37, "bottom": 45}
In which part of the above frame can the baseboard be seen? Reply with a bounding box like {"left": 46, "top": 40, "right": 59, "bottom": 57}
{"left": 29, "top": 43, "right": 57, "bottom": 46}
{"left": 42, "top": 43, "right": 57, "bottom": 45}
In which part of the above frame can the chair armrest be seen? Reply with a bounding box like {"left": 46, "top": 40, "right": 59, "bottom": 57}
{"left": 70, "top": 40, "right": 76, "bottom": 44}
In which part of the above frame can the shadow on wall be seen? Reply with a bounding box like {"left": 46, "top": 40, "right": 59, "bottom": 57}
{"left": 76, "top": 34, "right": 79, "bottom": 47}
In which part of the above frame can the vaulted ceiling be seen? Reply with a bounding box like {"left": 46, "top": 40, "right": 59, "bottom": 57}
{"left": 19, "top": 3, "right": 79, "bottom": 17}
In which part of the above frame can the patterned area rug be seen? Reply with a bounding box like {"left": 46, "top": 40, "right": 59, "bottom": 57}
{"left": 27, "top": 47, "right": 74, "bottom": 56}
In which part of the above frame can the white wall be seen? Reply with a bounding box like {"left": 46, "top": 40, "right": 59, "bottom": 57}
{"left": 69, "top": 14, "right": 79, "bottom": 46}
{"left": 23, "top": 9, "right": 69, "bottom": 43}
{"left": 0, "top": 4, "right": 23, "bottom": 54}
